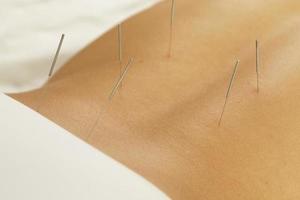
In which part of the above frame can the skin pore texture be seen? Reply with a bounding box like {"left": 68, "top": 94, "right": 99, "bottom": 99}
{"left": 10, "top": 0, "right": 300, "bottom": 199}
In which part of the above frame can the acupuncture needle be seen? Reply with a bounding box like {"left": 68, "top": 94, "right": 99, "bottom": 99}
{"left": 37, "top": 34, "right": 65, "bottom": 112}
{"left": 49, "top": 34, "right": 65, "bottom": 77}
{"left": 218, "top": 60, "right": 240, "bottom": 126}
{"left": 256, "top": 40, "right": 260, "bottom": 93}
{"left": 109, "top": 58, "right": 134, "bottom": 100}
{"left": 117, "top": 24, "right": 124, "bottom": 90}
{"left": 86, "top": 58, "right": 134, "bottom": 141}
{"left": 118, "top": 24, "right": 123, "bottom": 63}
{"left": 168, "top": 0, "right": 175, "bottom": 57}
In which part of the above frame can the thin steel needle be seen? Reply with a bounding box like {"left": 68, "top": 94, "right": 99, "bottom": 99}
{"left": 168, "top": 0, "right": 175, "bottom": 57}
{"left": 109, "top": 58, "right": 134, "bottom": 100}
{"left": 218, "top": 60, "right": 240, "bottom": 126}
{"left": 37, "top": 34, "right": 65, "bottom": 112}
{"left": 48, "top": 34, "right": 65, "bottom": 77}
{"left": 118, "top": 24, "right": 122, "bottom": 63}
{"left": 88, "top": 59, "right": 133, "bottom": 140}
{"left": 256, "top": 40, "right": 260, "bottom": 93}
{"left": 118, "top": 24, "right": 123, "bottom": 89}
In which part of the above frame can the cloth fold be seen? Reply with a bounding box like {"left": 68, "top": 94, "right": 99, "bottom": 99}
{"left": 0, "top": 0, "right": 160, "bottom": 93}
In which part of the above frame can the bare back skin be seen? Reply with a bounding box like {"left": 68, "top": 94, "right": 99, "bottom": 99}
{"left": 10, "top": 0, "right": 300, "bottom": 199}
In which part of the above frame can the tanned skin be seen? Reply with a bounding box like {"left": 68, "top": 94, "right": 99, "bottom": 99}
{"left": 10, "top": 0, "right": 300, "bottom": 199}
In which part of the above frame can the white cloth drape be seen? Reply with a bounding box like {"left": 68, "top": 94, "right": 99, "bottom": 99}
{"left": 0, "top": 0, "right": 160, "bottom": 93}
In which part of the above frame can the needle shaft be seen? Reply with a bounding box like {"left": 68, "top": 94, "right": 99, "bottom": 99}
{"left": 168, "top": 0, "right": 175, "bottom": 57}
{"left": 49, "top": 34, "right": 65, "bottom": 77}
{"left": 118, "top": 24, "right": 122, "bottom": 63}
{"left": 256, "top": 40, "right": 260, "bottom": 92}
{"left": 87, "top": 58, "right": 134, "bottom": 140}
{"left": 109, "top": 58, "right": 134, "bottom": 100}
{"left": 37, "top": 34, "right": 65, "bottom": 112}
{"left": 218, "top": 60, "right": 240, "bottom": 126}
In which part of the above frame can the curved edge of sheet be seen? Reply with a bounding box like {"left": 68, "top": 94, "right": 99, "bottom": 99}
{"left": 0, "top": 92, "right": 170, "bottom": 200}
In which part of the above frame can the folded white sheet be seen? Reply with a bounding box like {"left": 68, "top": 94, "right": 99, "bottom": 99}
{"left": 0, "top": 0, "right": 160, "bottom": 93}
